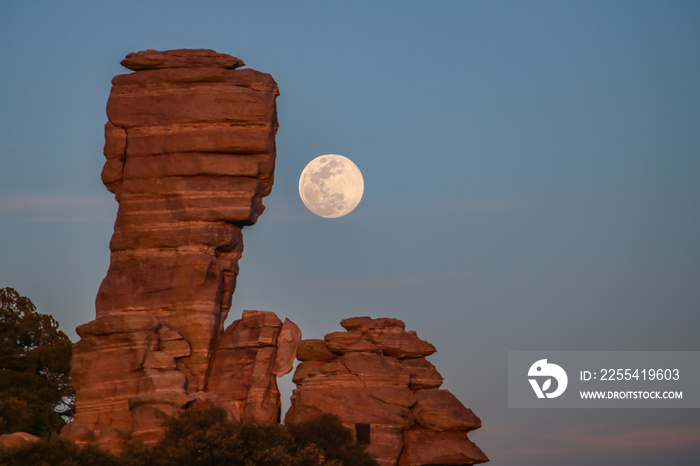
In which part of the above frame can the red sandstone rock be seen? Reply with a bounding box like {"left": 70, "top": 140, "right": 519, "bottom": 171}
{"left": 207, "top": 310, "right": 300, "bottom": 423}
{"left": 340, "top": 316, "right": 436, "bottom": 358}
{"left": 400, "top": 357, "right": 444, "bottom": 389}
{"left": 399, "top": 428, "right": 489, "bottom": 465}
{"left": 96, "top": 427, "right": 132, "bottom": 454}
{"left": 341, "top": 316, "right": 405, "bottom": 332}
{"left": 288, "top": 381, "right": 414, "bottom": 429}
{"left": 296, "top": 339, "right": 336, "bottom": 361}
{"left": 70, "top": 50, "right": 487, "bottom": 465}
{"left": 325, "top": 331, "right": 381, "bottom": 354}
{"left": 72, "top": 316, "right": 162, "bottom": 430}
{"left": 184, "top": 391, "right": 234, "bottom": 418}
{"left": 363, "top": 425, "right": 405, "bottom": 466}
{"left": 287, "top": 317, "right": 487, "bottom": 465}
{"left": 366, "top": 329, "right": 436, "bottom": 358}
{"left": 273, "top": 319, "right": 302, "bottom": 376}
{"left": 157, "top": 325, "right": 191, "bottom": 359}
{"left": 120, "top": 49, "right": 245, "bottom": 71}
{"left": 0, "top": 432, "right": 39, "bottom": 448}
{"left": 131, "top": 403, "right": 182, "bottom": 445}
{"left": 71, "top": 49, "right": 282, "bottom": 441}
{"left": 292, "top": 361, "right": 327, "bottom": 384}
{"left": 309, "top": 358, "right": 352, "bottom": 377}
{"left": 60, "top": 422, "right": 96, "bottom": 446}
{"left": 412, "top": 389, "right": 482, "bottom": 431}
{"left": 343, "top": 351, "right": 411, "bottom": 386}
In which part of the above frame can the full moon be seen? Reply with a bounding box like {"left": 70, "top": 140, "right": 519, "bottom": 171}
{"left": 298, "top": 154, "right": 364, "bottom": 218}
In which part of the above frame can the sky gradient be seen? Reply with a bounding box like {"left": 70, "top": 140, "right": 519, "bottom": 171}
{"left": 1, "top": 1, "right": 699, "bottom": 464}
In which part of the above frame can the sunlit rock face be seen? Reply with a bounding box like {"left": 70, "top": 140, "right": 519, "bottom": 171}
{"left": 207, "top": 310, "right": 301, "bottom": 423}
{"left": 65, "top": 50, "right": 487, "bottom": 465}
{"left": 287, "top": 317, "right": 488, "bottom": 466}
{"left": 68, "top": 49, "right": 287, "bottom": 446}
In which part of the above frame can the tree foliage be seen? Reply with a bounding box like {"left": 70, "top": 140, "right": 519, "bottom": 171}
{"left": 0, "top": 408, "right": 379, "bottom": 466}
{"left": 0, "top": 436, "right": 121, "bottom": 466}
{"left": 0, "top": 287, "right": 74, "bottom": 436}
{"left": 125, "top": 408, "right": 378, "bottom": 466}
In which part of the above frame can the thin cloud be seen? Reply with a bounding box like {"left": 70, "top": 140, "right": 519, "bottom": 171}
{"left": 0, "top": 192, "right": 114, "bottom": 212}
{"left": 499, "top": 424, "right": 700, "bottom": 457}
{"left": 0, "top": 192, "right": 115, "bottom": 222}
{"left": 548, "top": 424, "right": 700, "bottom": 449}
{"left": 24, "top": 214, "right": 114, "bottom": 224}
{"left": 259, "top": 195, "right": 533, "bottom": 224}
{"left": 322, "top": 269, "right": 485, "bottom": 289}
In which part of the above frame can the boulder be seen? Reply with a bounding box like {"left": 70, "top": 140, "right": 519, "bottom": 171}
{"left": 297, "top": 339, "right": 336, "bottom": 362}
{"left": 272, "top": 318, "right": 302, "bottom": 376}
{"left": 325, "top": 331, "right": 381, "bottom": 354}
{"left": 0, "top": 432, "right": 39, "bottom": 448}
{"left": 60, "top": 422, "right": 96, "bottom": 446}
{"left": 412, "top": 389, "right": 482, "bottom": 431}
{"left": 292, "top": 361, "right": 327, "bottom": 384}
{"left": 120, "top": 49, "right": 245, "bottom": 71}
{"left": 364, "top": 425, "right": 405, "bottom": 466}
{"left": 342, "top": 351, "right": 411, "bottom": 386}
{"left": 288, "top": 381, "right": 414, "bottom": 429}
{"left": 399, "top": 428, "right": 489, "bottom": 465}
{"left": 131, "top": 403, "right": 182, "bottom": 445}
{"left": 97, "top": 427, "right": 132, "bottom": 454}
{"left": 365, "top": 329, "right": 436, "bottom": 358}
{"left": 339, "top": 316, "right": 436, "bottom": 358}
{"left": 400, "top": 357, "right": 443, "bottom": 389}
{"left": 207, "top": 311, "right": 299, "bottom": 424}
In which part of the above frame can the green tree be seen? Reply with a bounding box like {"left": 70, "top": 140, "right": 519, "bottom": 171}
{"left": 0, "top": 287, "right": 74, "bottom": 436}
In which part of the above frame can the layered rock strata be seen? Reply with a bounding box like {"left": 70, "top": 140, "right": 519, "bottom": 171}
{"left": 65, "top": 49, "right": 488, "bottom": 464}
{"left": 68, "top": 49, "right": 290, "bottom": 446}
{"left": 208, "top": 310, "right": 301, "bottom": 423}
{"left": 287, "top": 317, "right": 488, "bottom": 466}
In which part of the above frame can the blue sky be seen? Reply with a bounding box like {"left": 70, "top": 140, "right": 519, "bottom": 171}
{"left": 1, "top": 1, "right": 699, "bottom": 464}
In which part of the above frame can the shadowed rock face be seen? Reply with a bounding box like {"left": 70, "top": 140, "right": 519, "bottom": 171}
{"left": 70, "top": 49, "right": 286, "bottom": 441}
{"left": 288, "top": 317, "right": 488, "bottom": 466}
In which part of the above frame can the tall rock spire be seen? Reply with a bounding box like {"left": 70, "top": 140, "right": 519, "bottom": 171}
{"left": 69, "top": 49, "right": 282, "bottom": 442}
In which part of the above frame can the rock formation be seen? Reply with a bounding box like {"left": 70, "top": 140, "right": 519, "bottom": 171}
{"left": 67, "top": 49, "right": 293, "bottom": 447}
{"left": 65, "top": 49, "right": 488, "bottom": 465}
{"left": 287, "top": 317, "right": 488, "bottom": 466}
{"left": 207, "top": 311, "right": 300, "bottom": 423}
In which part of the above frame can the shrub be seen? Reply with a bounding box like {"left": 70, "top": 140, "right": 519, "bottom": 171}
{"left": 287, "top": 414, "right": 378, "bottom": 466}
{"left": 124, "top": 408, "right": 378, "bottom": 466}
{"left": 0, "top": 409, "right": 379, "bottom": 466}
{"left": 0, "top": 436, "right": 121, "bottom": 466}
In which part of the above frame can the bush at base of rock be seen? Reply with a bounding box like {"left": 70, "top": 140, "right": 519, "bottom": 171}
{"left": 0, "top": 435, "right": 122, "bottom": 466}
{"left": 127, "top": 408, "right": 378, "bottom": 466}
{"left": 0, "top": 408, "right": 377, "bottom": 466}
{"left": 287, "top": 413, "right": 377, "bottom": 466}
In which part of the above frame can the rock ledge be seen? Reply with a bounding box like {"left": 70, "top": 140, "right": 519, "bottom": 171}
{"left": 121, "top": 48, "right": 245, "bottom": 71}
